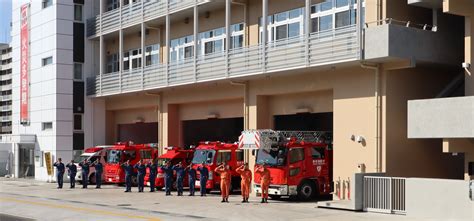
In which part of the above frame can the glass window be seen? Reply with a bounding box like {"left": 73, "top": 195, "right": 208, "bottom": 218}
{"left": 288, "top": 22, "right": 300, "bottom": 37}
{"left": 74, "top": 63, "right": 83, "bottom": 80}
{"left": 216, "top": 151, "right": 231, "bottom": 164}
{"left": 236, "top": 150, "right": 244, "bottom": 162}
{"left": 289, "top": 8, "right": 301, "bottom": 19}
{"left": 231, "top": 35, "right": 243, "bottom": 49}
{"left": 320, "top": 0, "right": 333, "bottom": 11}
{"left": 74, "top": 5, "right": 83, "bottom": 21}
{"left": 107, "top": 150, "right": 122, "bottom": 163}
{"left": 275, "top": 24, "right": 287, "bottom": 40}
{"left": 336, "top": 0, "right": 349, "bottom": 7}
{"left": 319, "top": 14, "right": 333, "bottom": 31}
{"left": 275, "top": 11, "right": 288, "bottom": 22}
{"left": 311, "top": 147, "right": 325, "bottom": 159}
{"left": 204, "top": 41, "right": 214, "bottom": 54}
{"left": 335, "top": 10, "right": 350, "bottom": 28}
{"left": 42, "top": 122, "right": 53, "bottom": 130}
{"left": 73, "top": 114, "right": 82, "bottom": 130}
{"left": 106, "top": 54, "right": 118, "bottom": 73}
{"left": 145, "top": 44, "right": 159, "bottom": 66}
{"left": 311, "top": 17, "right": 319, "bottom": 33}
{"left": 140, "top": 150, "right": 152, "bottom": 159}
{"left": 123, "top": 150, "right": 136, "bottom": 161}
{"left": 214, "top": 40, "right": 223, "bottom": 52}
{"left": 289, "top": 148, "right": 305, "bottom": 164}
{"left": 42, "top": 57, "right": 53, "bottom": 66}
{"left": 184, "top": 46, "right": 193, "bottom": 58}
{"left": 42, "top": 0, "right": 52, "bottom": 9}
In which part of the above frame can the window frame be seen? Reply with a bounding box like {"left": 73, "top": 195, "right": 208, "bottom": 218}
{"left": 42, "top": 56, "right": 53, "bottom": 66}
{"left": 73, "top": 63, "right": 83, "bottom": 81}
{"left": 74, "top": 4, "right": 83, "bottom": 22}
{"left": 42, "top": 0, "right": 53, "bottom": 9}
{"left": 73, "top": 114, "right": 83, "bottom": 131}
{"left": 42, "top": 122, "right": 53, "bottom": 131}
{"left": 289, "top": 147, "right": 305, "bottom": 164}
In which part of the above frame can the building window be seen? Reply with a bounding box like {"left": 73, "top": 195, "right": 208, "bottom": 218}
{"left": 106, "top": 54, "right": 119, "bottom": 73}
{"left": 42, "top": 122, "right": 53, "bottom": 130}
{"left": 74, "top": 5, "right": 83, "bottom": 21}
{"left": 42, "top": 0, "right": 53, "bottom": 9}
{"left": 42, "top": 57, "right": 53, "bottom": 66}
{"left": 123, "top": 49, "right": 142, "bottom": 70}
{"left": 319, "top": 14, "right": 333, "bottom": 31}
{"left": 145, "top": 44, "right": 159, "bottom": 66}
{"left": 170, "top": 35, "right": 194, "bottom": 62}
{"left": 259, "top": 8, "right": 303, "bottom": 43}
{"left": 107, "top": 0, "right": 119, "bottom": 11}
{"left": 74, "top": 63, "right": 83, "bottom": 80}
{"left": 230, "top": 23, "right": 244, "bottom": 49}
{"left": 73, "top": 114, "right": 83, "bottom": 131}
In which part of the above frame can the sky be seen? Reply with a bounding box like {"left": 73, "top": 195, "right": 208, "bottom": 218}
{"left": 0, "top": 0, "right": 12, "bottom": 44}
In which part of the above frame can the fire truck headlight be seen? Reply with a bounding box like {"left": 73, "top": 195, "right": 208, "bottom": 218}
{"left": 208, "top": 172, "right": 213, "bottom": 180}
{"left": 289, "top": 168, "right": 300, "bottom": 177}
{"left": 280, "top": 185, "right": 288, "bottom": 194}
{"left": 157, "top": 174, "right": 164, "bottom": 178}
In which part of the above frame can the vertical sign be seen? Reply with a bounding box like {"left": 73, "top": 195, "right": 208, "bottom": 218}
{"left": 20, "top": 4, "right": 29, "bottom": 124}
{"left": 44, "top": 152, "right": 52, "bottom": 176}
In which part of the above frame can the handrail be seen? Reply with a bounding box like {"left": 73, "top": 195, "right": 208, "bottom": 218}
{"left": 365, "top": 18, "right": 437, "bottom": 32}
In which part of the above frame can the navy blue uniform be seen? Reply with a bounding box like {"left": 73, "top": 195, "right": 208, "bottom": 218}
{"left": 66, "top": 163, "right": 77, "bottom": 188}
{"left": 160, "top": 165, "right": 174, "bottom": 195}
{"left": 79, "top": 162, "right": 90, "bottom": 188}
{"left": 147, "top": 163, "right": 158, "bottom": 192}
{"left": 187, "top": 167, "right": 197, "bottom": 196}
{"left": 197, "top": 166, "right": 209, "bottom": 196}
{"left": 53, "top": 162, "right": 65, "bottom": 189}
{"left": 121, "top": 164, "right": 134, "bottom": 192}
{"left": 93, "top": 162, "right": 103, "bottom": 188}
{"left": 173, "top": 165, "right": 185, "bottom": 195}
{"left": 134, "top": 164, "right": 146, "bottom": 192}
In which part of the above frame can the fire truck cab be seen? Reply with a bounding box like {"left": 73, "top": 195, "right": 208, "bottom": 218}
{"left": 191, "top": 141, "right": 244, "bottom": 192}
{"left": 145, "top": 146, "right": 194, "bottom": 189}
{"left": 239, "top": 130, "right": 333, "bottom": 201}
{"left": 104, "top": 142, "right": 157, "bottom": 185}
{"left": 71, "top": 146, "right": 112, "bottom": 184}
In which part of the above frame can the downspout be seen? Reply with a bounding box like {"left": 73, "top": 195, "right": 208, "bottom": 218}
{"left": 360, "top": 63, "right": 382, "bottom": 173}
{"left": 230, "top": 81, "right": 249, "bottom": 161}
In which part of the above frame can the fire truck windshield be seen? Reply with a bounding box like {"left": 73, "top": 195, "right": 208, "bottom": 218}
{"left": 192, "top": 149, "right": 216, "bottom": 165}
{"left": 107, "top": 150, "right": 122, "bottom": 163}
{"left": 256, "top": 147, "right": 287, "bottom": 166}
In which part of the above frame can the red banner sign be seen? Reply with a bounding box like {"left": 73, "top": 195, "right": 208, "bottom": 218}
{"left": 20, "top": 4, "right": 29, "bottom": 124}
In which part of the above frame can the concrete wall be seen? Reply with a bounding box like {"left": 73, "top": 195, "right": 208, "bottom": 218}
{"left": 406, "top": 178, "right": 474, "bottom": 220}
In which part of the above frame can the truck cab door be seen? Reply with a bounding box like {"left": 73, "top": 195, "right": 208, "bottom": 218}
{"left": 287, "top": 147, "right": 305, "bottom": 185}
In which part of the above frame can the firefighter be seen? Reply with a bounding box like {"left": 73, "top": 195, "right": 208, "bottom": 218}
{"left": 160, "top": 161, "right": 174, "bottom": 196}
{"left": 78, "top": 159, "right": 91, "bottom": 189}
{"left": 236, "top": 163, "right": 252, "bottom": 203}
{"left": 185, "top": 163, "right": 196, "bottom": 196}
{"left": 91, "top": 159, "right": 103, "bottom": 189}
{"left": 53, "top": 158, "right": 65, "bottom": 189}
{"left": 215, "top": 162, "right": 231, "bottom": 203}
{"left": 121, "top": 160, "right": 134, "bottom": 192}
{"left": 256, "top": 163, "right": 271, "bottom": 203}
{"left": 134, "top": 160, "right": 146, "bottom": 192}
{"left": 197, "top": 162, "right": 209, "bottom": 197}
{"left": 66, "top": 160, "right": 77, "bottom": 189}
{"left": 172, "top": 162, "right": 185, "bottom": 196}
{"left": 147, "top": 159, "right": 158, "bottom": 192}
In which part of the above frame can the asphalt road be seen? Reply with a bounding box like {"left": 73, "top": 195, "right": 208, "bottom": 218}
{"left": 0, "top": 178, "right": 421, "bottom": 221}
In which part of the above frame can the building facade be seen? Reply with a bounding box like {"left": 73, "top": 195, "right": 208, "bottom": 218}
{"left": 8, "top": 0, "right": 468, "bottom": 190}
{"left": 0, "top": 44, "right": 12, "bottom": 135}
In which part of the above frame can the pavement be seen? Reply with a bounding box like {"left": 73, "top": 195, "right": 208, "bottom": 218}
{"left": 0, "top": 178, "right": 423, "bottom": 221}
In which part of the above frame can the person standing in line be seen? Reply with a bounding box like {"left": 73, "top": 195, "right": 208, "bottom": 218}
{"left": 172, "top": 162, "right": 185, "bottom": 196}
{"left": 134, "top": 160, "right": 146, "bottom": 192}
{"left": 215, "top": 162, "right": 231, "bottom": 203}
{"left": 53, "top": 158, "right": 65, "bottom": 189}
{"left": 91, "top": 159, "right": 103, "bottom": 189}
{"left": 255, "top": 163, "right": 271, "bottom": 203}
{"left": 185, "top": 163, "right": 196, "bottom": 196}
{"left": 197, "top": 162, "right": 209, "bottom": 197}
{"left": 147, "top": 159, "right": 158, "bottom": 192}
{"left": 236, "top": 163, "right": 252, "bottom": 203}
{"left": 78, "top": 159, "right": 91, "bottom": 189}
{"left": 66, "top": 160, "right": 77, "bottom": 189}
{"left": 160, "top": 161, "right": 174, "bottom": 196}
{"left": 121, "top": 160, "right": 134, "bottom": 192}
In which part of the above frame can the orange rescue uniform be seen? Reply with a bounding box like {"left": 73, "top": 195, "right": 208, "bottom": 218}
{"left": 236, "top": 168, "right": 252, "bottom": 198}
{"left": 256, "top": 167, "right": 271, "bottom": 199}
{"left": 215, "top": 167, "right": 231, "bottom": 198}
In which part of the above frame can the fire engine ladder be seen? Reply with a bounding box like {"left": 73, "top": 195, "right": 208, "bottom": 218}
{"left": 253, "top": 130, "right": 332, "bottom": 146}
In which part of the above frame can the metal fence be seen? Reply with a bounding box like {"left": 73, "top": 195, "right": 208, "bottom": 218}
{"left": 87, "top": 25, "right": 360, "bottom": 96}
{"left": 363, "top": 176, "right": 406, "bottom": 214}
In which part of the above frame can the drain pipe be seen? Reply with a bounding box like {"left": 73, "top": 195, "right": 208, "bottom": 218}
{"left": 360, "top": 62, "right": 382, "bottom": 173}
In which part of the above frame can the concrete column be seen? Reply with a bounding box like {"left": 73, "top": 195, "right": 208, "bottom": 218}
{"left": 14, "top": 143, "right": 19, "bottom": 178}
{"left": 261, "top": 0, "right": 268, "bottom": 72}
{"left": 305, "top": 0, "right": 311, "bottom": 66}
{"left": 119, "top": 30, "right": 123, "bottom": 91}
{"left": 141, "top": 22, "right": 145, "bottom": 89}
{"left": 165, "top": 14, "right": 170, "bottom": 85}
{"left": 99, "top": 36, "right": 104, "bottom": 95}
{"left": 193, "top": 2, "right": 198, "bottom": 82}
{"left": 356, "top": 0, "right": 363, "bottom": 59}
{"left": 163, "top": 103, "right": 180, "bottom": 148}
{"left": 225, "top": 0, "right": 231, "bottom": 77}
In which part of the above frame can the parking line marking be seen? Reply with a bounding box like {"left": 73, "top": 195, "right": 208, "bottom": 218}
{"left": 0, "top": 197, "right": 161, "bottom": 221}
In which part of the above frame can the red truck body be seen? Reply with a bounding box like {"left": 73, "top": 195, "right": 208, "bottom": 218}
{"left": 240, "top": 130, "right": 333, "bottom": 200}
{"left": 104, "top": 142, "right": 157, "bottom": 184}
{"left": 191, "top": 141, "right": 244, "bottom": 192}
{"left": 144, "top": 147, "right": 194, "bottom": 189}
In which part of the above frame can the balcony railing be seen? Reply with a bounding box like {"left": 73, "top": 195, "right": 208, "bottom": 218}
{"left": 87, "top": 25, "right": 360, "bottom": 96}
{"left": 0, "top": 95, "right": 11, "bottom": 101}
{"left": 0, "top": 105, "right": 11, "bottom": 111}
{"left": 87, "top": 0, "right": 209, "bottom": 38}
{"left": 0, "top": 84, "right": 11, "bottom": 91}
{"left": 0, "top": 116, "right": 11, "bottom": 122}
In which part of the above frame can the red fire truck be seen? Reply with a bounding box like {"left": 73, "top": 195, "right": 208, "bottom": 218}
{"left": 104, "top": 142, "right": 158, "bottom": 185}
{"left": 145, "top": 146, "right": 194, "bottom": 190}
{"left": 239, "top": 130, "right": 333, "bottom": 201}
{"left": 191, "top": 141, "right": 244, "bottom": 192}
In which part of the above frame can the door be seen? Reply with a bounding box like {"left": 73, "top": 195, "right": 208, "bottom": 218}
{"left": 287, "top": 147, "right": 305, "bottom": 185}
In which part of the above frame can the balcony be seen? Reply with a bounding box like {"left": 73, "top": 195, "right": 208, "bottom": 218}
{"left": 87, "top": 0, "right": 210, "bottom": 38}
{"left": 0, "top": 84, "right": 11, "bottom": 91}
{"left": 0, "top": 116, "right": 11, "bottom": 122}
{"left": 0, "top": 74, "right": 11, "bottom": 81}
{"left": 87, "top": 25, "right": 360, "bottom": 96}
{"left": 0, "top": 95, "right": 11, "bottom": 101}
{"left": 0, "top": 126, "right": 11, "bottom": 133}
{"left": 0, "top": 105, "right": 11, "bottom": 112}
{"left": 408, "top": 96, "right": 474, "bottom": 139}
{"left": 0, "top": 63, "right": 11, "bottom": 71}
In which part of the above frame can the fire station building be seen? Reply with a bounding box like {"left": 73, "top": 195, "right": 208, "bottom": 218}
{"left": 7, "top": 0, "right": 470, "bottom": 190}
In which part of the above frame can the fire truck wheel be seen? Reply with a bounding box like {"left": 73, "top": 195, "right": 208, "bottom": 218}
{"left": 89, "top": 173, "right": 96, "bottom": 185}
{"left": 131, "top": 176, "right": 138, "bottom": 186}
{"left": 297, "top": 180, "right": 315, "bottom": 201}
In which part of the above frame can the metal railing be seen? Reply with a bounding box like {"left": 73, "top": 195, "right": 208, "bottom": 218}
{"left": 365, "top": 18, "right": 437, "bottom": 32}
{"left": 0, "top": 95, "right": 11, "bottom": 101}
{"left": 87, "top": 25, "right": 360, "bottom": 96}
{"left": 0, "top": 116, "right": 11, "bottom": 122}
{"left": 363, "top": 176, "right": 406, "bottom": 214}
{"left": 87, "top": 0, "right": 210, "bottom": 38}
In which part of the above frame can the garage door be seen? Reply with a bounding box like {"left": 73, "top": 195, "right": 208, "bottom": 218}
{"left": 182, "top": 117, "right": 244, "bottom": 148}
{"left": 274, "top": 113, "right": 333, "bottom": 131}
{"left": 117, "top": 122, "right": 158, "bottom": 144}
